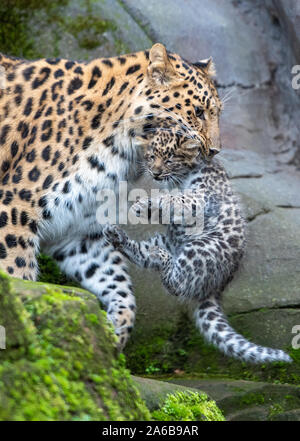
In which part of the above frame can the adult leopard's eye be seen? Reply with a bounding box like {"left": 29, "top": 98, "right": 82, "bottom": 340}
{"left": 195, "top": 106, "right": 205, "bottom": 120}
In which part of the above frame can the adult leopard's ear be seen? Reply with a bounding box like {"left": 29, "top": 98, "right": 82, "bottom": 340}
{"left": 193, "top": 57, "right": 216, "bottom": 78}
{"left": 148, "top": 43, "right": 179, "bottom": 86}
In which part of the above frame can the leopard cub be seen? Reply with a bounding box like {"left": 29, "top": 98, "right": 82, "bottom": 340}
{"left": 104, "top": 128, "right": 291, "bottom": 363}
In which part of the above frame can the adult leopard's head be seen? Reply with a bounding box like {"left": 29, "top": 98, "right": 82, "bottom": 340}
{"left": 128, "top": 43, "right": 222, "bottom": 159}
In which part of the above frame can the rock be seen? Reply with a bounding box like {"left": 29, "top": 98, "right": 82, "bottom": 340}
{"left": 272, "top": 408, "right": 300, "bottom": 421}
{"left": 133, "top": 376, "right": 225, "bottom": 420}
{"left": 272, "top": 0, "right": 300, "bottom": 62}
{"left": 122, "top": 0, "right": 270, "bottom": 86}
{"left": 220, "top": 88, "right": 281, "bottom": 157}
{"left": 0, "top": 271, "right": 150, "bottom": 421}
{"left": 133, "top": 376, "right": 200, "bottom": 411}
{"left": 165, "top": 378, "right": 300, "bottom": 421}
{"left": 224, "top": 206, "right": 300, "bottom": 313}
{"left": 124, "top": 216, "right": 184, "bottom": 355}
{"left": 0, "top": 0, "right": 151, "bottom": 61}
{"left": 230, "top": 308, "right": 300, "bottom": 349}
{"left": 215, "top": 150, "right": 300, "bottom": 348}
{"left": 264, "top": 0, "right": 300, "bottom": 166}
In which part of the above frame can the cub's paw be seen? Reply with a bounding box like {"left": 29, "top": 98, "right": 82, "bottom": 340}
{"left": 103, "top": 224, "right": 128, "bottom": 248}
{"left": 149, "top": 246, "right": 171, "bottom": 269}
{"left": 131, "top": 198, "right": 152, "bottom": 220}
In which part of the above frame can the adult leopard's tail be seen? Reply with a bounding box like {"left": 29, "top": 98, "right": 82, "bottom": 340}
{"left": 194, "top": 297, "right": 292, "bottom": 363}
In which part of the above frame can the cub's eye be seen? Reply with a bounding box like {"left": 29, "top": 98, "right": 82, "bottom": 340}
{"left": 195, "top": 106, "right": 205, "bottom": 120}
{"left": 148, "top": 154, "right": 155, "bottom": 161}
{"left": 165, "top": 159, "right": 173, "bottom": 165}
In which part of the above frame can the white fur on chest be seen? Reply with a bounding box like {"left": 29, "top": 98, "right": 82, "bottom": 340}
{"left": 39, "top": 135, "right": 142, "bottom": 243}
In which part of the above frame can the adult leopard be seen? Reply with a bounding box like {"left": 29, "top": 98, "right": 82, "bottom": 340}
{"left": 0, "top": 43, "right": 222, "bottom": 347}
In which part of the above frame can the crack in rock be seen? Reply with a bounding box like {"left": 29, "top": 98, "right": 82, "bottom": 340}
{"left": 117, "top": 0, "right": 154, "bottom": 43}
{"left": 229, "top": 174, "right": 263, "bottom": 179}
{"left": 216, "top": 76, "right": 274, "bottom": 90}
{"left": 246, "top": 208, "right": 272, "bottom": 222}
{"left": 229, "top": 303, "right": 300, "bottom": 318}
{"left": 276, "top": 205, "right": 300, "bottom": 209}
{"left": 216, "top": 82, "right": 256, "bottom": 90}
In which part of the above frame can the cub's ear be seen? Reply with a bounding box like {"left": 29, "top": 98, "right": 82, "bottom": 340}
{"left": 193, "top": 57, "right": 216, "bottom": 78}
{"left": 148, "top": 43, "right": 179, "bottom": 86}
{"left": 208, "top": 147, "right": 220, "bottom": 158}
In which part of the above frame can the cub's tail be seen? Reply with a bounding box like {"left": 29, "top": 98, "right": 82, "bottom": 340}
{"left": 194, "top": 297, "right": 292, "bottom": 363}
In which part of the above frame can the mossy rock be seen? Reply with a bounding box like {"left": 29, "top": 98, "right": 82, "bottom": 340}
{"left": 0, "top": 0, "right": 151, "bottom": 60}
{"left": 165, "top": 378, "right": 300, "bottom": 421}
{"left": 152, "top": 390, "right": 225, "bottom": 421}
{"left": 133, "top": 376, "right": 225, "bottom": 421}
{"left": 0, "top": 271, "right": 150, "bottom": 421}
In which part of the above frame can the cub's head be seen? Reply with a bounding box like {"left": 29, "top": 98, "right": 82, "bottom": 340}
{"left": 132, "top": 43, "right": 222, "bottom": 159}
{"left": 141, "top": 125, "right": 203, "bottom": 184}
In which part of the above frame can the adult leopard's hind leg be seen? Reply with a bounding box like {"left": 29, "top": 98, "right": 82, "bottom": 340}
{"left": 0, "top": 206, "right": 39, "bottom": 280}
{"left": 45, "top": 232, "right": 136, "bottom": 350}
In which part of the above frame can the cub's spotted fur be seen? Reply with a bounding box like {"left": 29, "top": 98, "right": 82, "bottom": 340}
{"left": 104, "top": 127, "right": 291, "bottom": 363}
{"left": 0, "top": 43, "right": 221, "bottom": 347}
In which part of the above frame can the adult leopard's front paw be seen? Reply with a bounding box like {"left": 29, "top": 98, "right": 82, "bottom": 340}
{"left": 103, "top": 224, "right": 128, "bottom": 249}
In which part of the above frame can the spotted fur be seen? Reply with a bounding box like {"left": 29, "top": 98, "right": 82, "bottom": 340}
{"left": 0, "top": 43, "right": 222, "bottom": 348}
{"left": 104, "top": 128, "right": 291, "bottom": 363}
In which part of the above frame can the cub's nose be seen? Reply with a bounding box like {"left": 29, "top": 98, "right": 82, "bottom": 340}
{"left": 152, "top": 170, "right": 162, "bottom": 180}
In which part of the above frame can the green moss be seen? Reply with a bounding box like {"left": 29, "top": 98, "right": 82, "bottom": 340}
{"left": 0, "top": 271, "right": 151, "bottom": 421}
{"left": 0, "top": 0, "right": 128, "bottom": 59}
{"left": 234, "top": 387, "right": 300, "bottom": 420}
{"left": 0, "top": 0, "right": 69, "bottom": 58}
{"left": 38, "top": 253, "right": 79, "bottom": 287}
{"left": 240, "top": 392, "right": 265, "bottom": 406}
{"left": 0, "top": 2, "right": 36, "bottom": 58}
{"left": 268, "top": 403, "right": 284, "bottom": 420}
{"left": 152, "top": 391, "right": 225, "bottom": 421}
{"left": 65, "top": 14, "right": 116, "bottom": 50}
{"left": 113, "top": 38, "right": 130, "bottom": 56}
{"left": 125, "top": 314, "right": 195, "bottom": 375}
